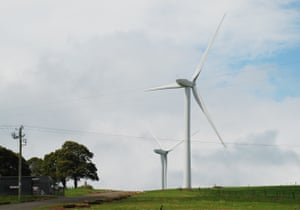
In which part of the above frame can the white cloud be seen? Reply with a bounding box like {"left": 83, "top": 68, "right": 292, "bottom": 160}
{"left": 191, "top": 130, "right": 300, "bottom": 187}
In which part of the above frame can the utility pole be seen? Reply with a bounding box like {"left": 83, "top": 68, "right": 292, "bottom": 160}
{"left": 12, "top": 125, "right": 26, "bottom": 202}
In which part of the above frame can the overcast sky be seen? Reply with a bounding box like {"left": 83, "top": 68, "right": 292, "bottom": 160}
{"left": 1, "top": 1, "right": 300, "bottom": 190}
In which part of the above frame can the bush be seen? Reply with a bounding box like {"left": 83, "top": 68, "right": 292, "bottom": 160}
{"left": 79, "top": 184, "right": 93, "bottom": 190}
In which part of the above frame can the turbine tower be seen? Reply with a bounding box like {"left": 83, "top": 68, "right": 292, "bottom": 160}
{"left": 154, "top": 145, "right": 182, "bottom": 190}
{"left": 147, "top": 14, "right": 227, "bottom": 189}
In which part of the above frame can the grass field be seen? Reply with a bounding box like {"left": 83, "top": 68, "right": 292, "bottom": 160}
{"left": 0, "top": 194, "right": 57, "bottom": 205}
{"left": 0, "top": 185, "right": 107, "bottom": 204}
{"left": 91, "top": 186, "right": 300, "bottom": 210}
{"left": 64, "top": 186, "right": 110, "bottom": 197}
{"left": 2, "top": 185, "right": 300, "bottom": 209}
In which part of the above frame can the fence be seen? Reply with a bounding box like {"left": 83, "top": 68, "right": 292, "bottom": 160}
{"left": 0, "top": 176, "right": 55, "bottom": 196}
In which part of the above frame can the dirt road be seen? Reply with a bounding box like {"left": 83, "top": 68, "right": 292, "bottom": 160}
{"left": 0, "top": 191, "right": 134, "bottom": 210}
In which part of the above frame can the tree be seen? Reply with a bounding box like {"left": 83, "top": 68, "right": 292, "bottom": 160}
{"left": 58, "top": 141, "right": 99, "bottom": 188}
{"left": 42, "top": 150, "right": 67, "bottom": 188}
{"left": 0, "top": 145, "right": 30, "bottom": 176}
{"left": 27, "top": 157, "right": 43, "bottom": 176}
{"left": 42, "top": 141, "right": 99, "bottom": 188}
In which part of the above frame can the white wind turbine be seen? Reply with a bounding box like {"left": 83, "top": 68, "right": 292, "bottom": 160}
{"left": 149, "top": 128, "right": 199, "bottom": 190}
{"left": 152, "top": 134, "right": 183, "bottom": 190}
{"left": 147, "top": 15, "right": 227, "bottom": 189}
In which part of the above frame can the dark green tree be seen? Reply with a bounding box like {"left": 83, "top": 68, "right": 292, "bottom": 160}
{"left": 58, "top": 141, "right": 99, "bottom": 188}
{"left": 42, "top": 150, "right": 67, "bottom": 188}
{"left": 42, "top": 141, "right": 99, "bottom": 188}
{"left": 0, "top": 145, "right": 30, "bottom": 176}
{"left": 27, "top": 157, "right": 43, "bottom": 176}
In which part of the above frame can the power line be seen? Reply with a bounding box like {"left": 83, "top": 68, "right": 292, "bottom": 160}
{"left": 24, "top": 125, "right": 155, "bottom": 141}
{"left": 5, "top": 125, "right": 298, "bottom": 149}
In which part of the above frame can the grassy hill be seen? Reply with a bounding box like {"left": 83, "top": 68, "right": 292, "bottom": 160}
{"left": 2, "top": 185, "right": 300, "bottom": 209}
{"left": 94, "top": 185, "right": 300, "bottom": 210}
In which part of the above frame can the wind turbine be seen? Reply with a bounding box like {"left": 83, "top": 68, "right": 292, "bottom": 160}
{"left": 149, "top": 128, "right": 199, "bottom": 190}
{"left": 148, "top": 127, "right": 183, "bottom": 190}
{"left": 147, "top": 14, "right": 227, "bottom": 189}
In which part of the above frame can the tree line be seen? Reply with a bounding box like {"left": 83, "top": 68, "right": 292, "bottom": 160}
{"left": 0, "top": 140, "right": 99, "bottom": 188}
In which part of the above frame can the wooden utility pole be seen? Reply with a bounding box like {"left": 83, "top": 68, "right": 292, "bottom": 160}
{"left": 12, "top": 125, "right": 26, "bottom": 202}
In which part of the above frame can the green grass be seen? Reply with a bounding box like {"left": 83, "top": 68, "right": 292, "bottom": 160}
{"left": 90, "top": 186, "right": 300, "bottom": 210}
{"left": 0, "top": 195, "right": 20, "bottom": 205}
{"left": 3, "top": 185, "right": 300, "bottom": 209}
{"left": 0, "top": 186, "right": 105, "bottom": 204}
{"left": 64, "top": 186, "right": 110, "bottom": 197}
{"left": 0, "top": 195, "right": 57, "bottom": 205}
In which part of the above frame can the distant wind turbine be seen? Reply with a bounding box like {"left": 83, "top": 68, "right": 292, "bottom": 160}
{"left": 148, "top": 128, "right": 183, "bottom": 190}
{"left": 149, "top": 128, "right": 199, "bottom": 190}
{"left": 147, "top": 14, "right": 227, "bottom": 189}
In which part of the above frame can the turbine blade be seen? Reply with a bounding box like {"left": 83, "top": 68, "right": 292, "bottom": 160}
{"left": 168, "top": 140, "right": 184, "bottom": 152}
{"left": 146, "top": 83, "right": 182, "bottom": 91}
{"left": 192, "top": 87, "right": 205, "bottom": 113}
{"left": 168, "top": 129, "right": 200, "bottom": 152}
{"left": 192, "top": 14, "right": 226, "bottom": 82}
{"left": 192, "top": 87, "right": 226, "bottom": 147}
{"left": 191, "top": 129, "right": 200, "bottom": 137}
{"left": 147, "top": 125, "right": 162, "bottom": 149}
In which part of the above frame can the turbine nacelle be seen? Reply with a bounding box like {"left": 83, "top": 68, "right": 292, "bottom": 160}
{"left": 154, "top": 149, "right": 169, "bottom": 155}
{"left": 176, "top": 79, "right": 194, "bottom": 88}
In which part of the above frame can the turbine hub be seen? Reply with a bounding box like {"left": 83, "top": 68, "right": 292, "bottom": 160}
{"left": 154, "top": 149, "right": 168, "bottom": 155}
{"left": 176, "top": 79, "right": 194, "bottom": 87}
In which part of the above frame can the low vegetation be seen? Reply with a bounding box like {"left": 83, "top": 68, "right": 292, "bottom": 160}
{"left": 0, "top": 186, "right": 91, "bottom": 205}
{"left": 2, "top": 185, "right": 300, "bottom": 209}
{"left": 90, "top": 186, "right": 300, "bottom": 210}
{"left": 0, "top": 195, "right": 57, "bottom": 205}
{"left": 64, "top": 185, "right": 110, "bottom": 197}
